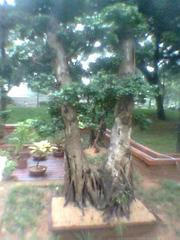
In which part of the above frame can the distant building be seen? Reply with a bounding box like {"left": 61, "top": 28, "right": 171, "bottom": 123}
{"left": 8, "top": 83, "right": 48, "bottom": 107}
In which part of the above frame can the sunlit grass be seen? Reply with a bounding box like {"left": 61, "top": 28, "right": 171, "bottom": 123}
{"left": 6, "top": 105, "right": 50, "bottom": 124}
{"left": 132, "top": 109, "right": 178, "bottom": 153}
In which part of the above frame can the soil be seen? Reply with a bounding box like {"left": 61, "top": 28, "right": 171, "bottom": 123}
{"left": 133, "top": 158, "right": 180, "bottom": 240}
{"left": 84, "top": 147, "right": 107, "bottom": 157}
{"left": 0, "top": 151, "right": 179, "bottom": 239}
{"left": 134, "top": 157, "right": 180, "bottom": 181}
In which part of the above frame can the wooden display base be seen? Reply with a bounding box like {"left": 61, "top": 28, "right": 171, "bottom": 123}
{"left": 50, "top": 197, "right": 156, "bottom": 240}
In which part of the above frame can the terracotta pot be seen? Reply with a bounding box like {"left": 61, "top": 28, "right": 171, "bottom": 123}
{"left": 20, "top": 151, "right": 31, "bottom": 160}
{"left": 16, "top": 151, "right": 29, "bottom": 169}
{"left": 17, "top": 159, "right": 27, "bottom": 169}
{"left": 53, "top": 151, "right": 64, "bottom": 158}
{"left": 29, "top": 165, "right": 47, "bottom": 177}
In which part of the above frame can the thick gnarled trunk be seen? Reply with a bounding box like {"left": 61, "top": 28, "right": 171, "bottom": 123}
{"left": 48, "top": 33, "right": 104, "bottom": 208}
{"left": 48, "top": 32, "right": 135, "bottom": 218}
{"left": 61, "top": 105, "right": 85, "bottom": 206}
{"left": 47, "top": 32, "right": 85, "bottom": 206}
{"left": 107, "top": 37, "right": 135, "bottom": 180}
{"left": 107, "top": 97, "right": 133, "bottom": 180}
{"left": 103, "top": 37, "right": 135, "bottom": 217}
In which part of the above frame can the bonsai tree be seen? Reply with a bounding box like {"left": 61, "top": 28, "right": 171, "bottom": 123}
{"left": 14, "top": 0, "right": 145, "bottom": 217}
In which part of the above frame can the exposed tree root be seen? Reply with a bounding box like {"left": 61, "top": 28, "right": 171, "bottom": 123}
{"left": 102, "top": 168, "right": 134, "bottom": 219}
{"left": 64, "top": 158, "right": 134, "bottom": 219}
{"left": 92, "top": 118, "right": 106, "bottom": 152}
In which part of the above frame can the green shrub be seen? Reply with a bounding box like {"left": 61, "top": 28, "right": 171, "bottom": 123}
{"left": 29, "top": 118, "right": 64, "bottom": 139}
{"left": 7, "top": 119, "right": 40, "bottom": 154}
{"left": 3, "top": 159, "right": 16, "bottom": 180}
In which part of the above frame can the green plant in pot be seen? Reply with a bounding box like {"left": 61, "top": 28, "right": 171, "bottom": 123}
{"left": 29, "top": 140, "right": 57, "bottom": 177}
{"left": 7, "top": 120, "right": 40, "bottom": 169}
{"left": 53, "top": 144, "right": 64, "bottom": 158}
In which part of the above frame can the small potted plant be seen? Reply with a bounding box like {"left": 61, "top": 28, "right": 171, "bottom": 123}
{"left": 7, "top": 120, "right": 39, "bottom": 169}
{"left": 29, "top": 140, "right": 56, "bottom": 161}
{"left": 29, "top": 140, "right": 57, "bottom": 177}
{"left": 53, "top": 144, "right": 64, "bottom": 158}
{"left": 51, "top": 131, "right": 65, "bottom": 158}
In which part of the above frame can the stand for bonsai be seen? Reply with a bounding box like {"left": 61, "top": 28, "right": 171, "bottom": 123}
{"left": 50, "top": 197, "right": 156, "bottom": 240}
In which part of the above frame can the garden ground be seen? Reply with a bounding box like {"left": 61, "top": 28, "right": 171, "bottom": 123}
{"left": 0, "top": 107, "right": 179, "bottom": 239}
{"left": 0, "top": 156, "right": 179, "bottom": 240}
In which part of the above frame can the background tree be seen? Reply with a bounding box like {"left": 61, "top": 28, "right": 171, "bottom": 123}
{"left": 0, "top": 2, "right": 12, "bottom": 137}
{"left": 136, "top": 0, "right": 180, "bottom": 120}
{"left": 0, "top": 1, "right": 23, "bottom": 137}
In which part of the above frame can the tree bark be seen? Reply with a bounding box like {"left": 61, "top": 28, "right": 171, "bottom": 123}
{"left": 103, "top": 37, "right": 135, "bottom": 217}
{"left": 107, "top": 38, "right": 135, "bottom": 179}
{"left": 155, "top": 93, "right": 166, "bottom": 120}
{"left": 47, "top": 32, "right": 86, "bottom": 206}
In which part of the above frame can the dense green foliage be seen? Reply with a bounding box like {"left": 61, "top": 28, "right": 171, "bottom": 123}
{"left": 1, "top": 0, "right": 179, "bottom": 124}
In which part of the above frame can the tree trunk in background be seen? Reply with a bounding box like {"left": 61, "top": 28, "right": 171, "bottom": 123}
{"left": 176, "top": 122, "right": 180, "bottom": 153}
{"left": 103, "top": 37, "right": 135, "bottom": 217}
{"left": 36, "top": 91, "right": 40, "bottom": 107}
{"left": 154, "top": 34, "right": 166, "bottom": 121}
{"left": 176, "top": 111, "right": 180, "bottom": 153}
{"left": 155, "top": 91, "right": 166, "bottom": 120}
{"left": 137, "top": 34, "right": 166, "bottom": 121}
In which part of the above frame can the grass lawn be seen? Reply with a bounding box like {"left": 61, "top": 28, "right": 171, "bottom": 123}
{"left": 2, "top": 183, "right": 62, "bottom": 240}
{"left": 6, "top": 105, "right": 50, "bottom": 124}
{"left": 132, "top": 109, "right": 178, "bottom": 153}
{"left": 134, "top": 175, "right": 180, "bottom": 239}
{"left": 1, "top": 178, "right": 179, "bottom": 240}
